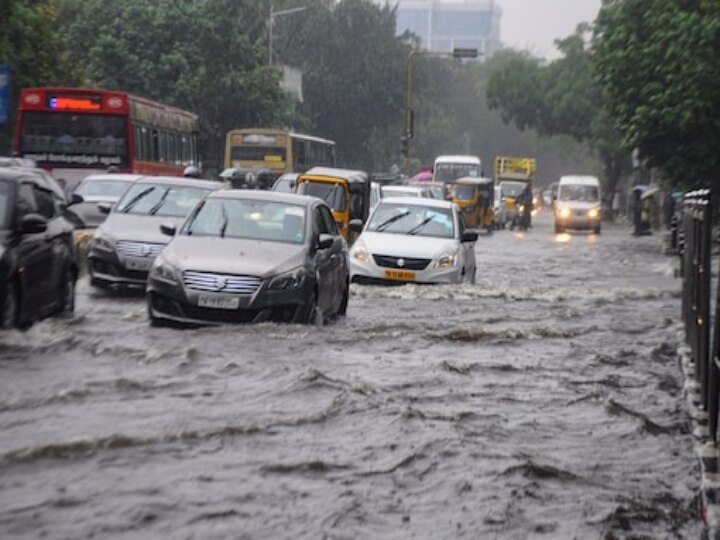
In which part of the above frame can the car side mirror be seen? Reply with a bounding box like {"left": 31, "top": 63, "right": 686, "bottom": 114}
{"left": 317, "top": 233, "right": 334, "bottom": 250}
{"left": 348, "top": 218, "right": 364, "bottom": 233}
{"left": 462, "top": 229, "right": 478, "bottom": 243}
{"left": 160, "top": 223, "right": 177, "bottom": 237}
{"left": 98, "top": 202, "right": 112, "bottom": 215}
{"left": 19, "top": 213, "right": 48, "bottom": 235}
{"left": 69, "top": 193, "right": 84, "bottom": 205}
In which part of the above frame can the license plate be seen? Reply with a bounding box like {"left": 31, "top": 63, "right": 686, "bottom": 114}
{"left": 384, "top": 269, "right": 416, "bottom": 281}
{"left": 198, "top": 294, "right": 240, "bottom": 310}
{"left": 125, "top": 257, "right": 153, "bottom": 271}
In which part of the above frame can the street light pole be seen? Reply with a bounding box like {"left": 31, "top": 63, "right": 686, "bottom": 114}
{"left": 268, "top": 4, "right": 308, "bottom": 65}
{"left": 403, "top": 47, "right": 481, "bottom": 175}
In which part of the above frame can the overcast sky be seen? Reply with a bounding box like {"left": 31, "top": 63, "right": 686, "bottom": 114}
{"left": 498, "top": 0, "right": 602, "bottom": 59}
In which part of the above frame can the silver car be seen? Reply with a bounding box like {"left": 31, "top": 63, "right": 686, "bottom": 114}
{"left": 349, "top": 197, "right": 478, "bottom": 285}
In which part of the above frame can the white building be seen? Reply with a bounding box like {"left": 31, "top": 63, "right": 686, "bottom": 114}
{"left": 376, "top": 0, "right": 502, "bottom": 57}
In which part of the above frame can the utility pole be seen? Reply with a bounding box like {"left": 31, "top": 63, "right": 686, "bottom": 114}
{"left": 268, "top": 4, "right": 308, "bottom": 65}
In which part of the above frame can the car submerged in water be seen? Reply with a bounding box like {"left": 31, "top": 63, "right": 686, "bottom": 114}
{"left": 146, "top": 190, "right": 349, "bottom": 326}
{"left": 87, "top": 176, "right": 224, "bottom": 290}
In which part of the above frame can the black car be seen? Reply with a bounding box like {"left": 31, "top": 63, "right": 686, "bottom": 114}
{"left": 146, "top": 190, "right": 349, "bottom": 326}
{"left": 87, "top": 176, "right": 224, "bottom": 290}
{"left": 0, "top": 169, "right": 78, "bottom": 328}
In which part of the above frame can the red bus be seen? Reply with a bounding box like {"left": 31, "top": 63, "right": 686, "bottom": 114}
{"left": 14, "top": 87, "right": 200, "bottom": 190}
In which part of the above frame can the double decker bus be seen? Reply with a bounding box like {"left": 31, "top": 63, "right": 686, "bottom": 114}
{"left": 15, "top": 87, "right": 200, "bottom": 191}
{"left": 224, "top": 128, "right": 335, "bottom": 176}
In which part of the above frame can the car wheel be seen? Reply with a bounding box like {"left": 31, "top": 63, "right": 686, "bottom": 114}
{"left": 58, "top": 268, "right": 75, "bottom": 317}
{"left": 302, "top": 290, "right": 322, "bottom": 325}
{"left": 1, "top": 282, "right": 18, "bottom": 329}
{"left": 338, "top": 280, "right": 349, "bottom": 316}
{"left": 594, "top": 224, "right": 602, "bottom": 235}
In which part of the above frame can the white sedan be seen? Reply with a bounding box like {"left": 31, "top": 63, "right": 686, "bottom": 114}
{"left": 349, "top": 197, "right": 478, "bottom": 285}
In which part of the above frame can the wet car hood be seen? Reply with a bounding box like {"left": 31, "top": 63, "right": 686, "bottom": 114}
{"left": 98, "top": 213, "right": 184, "bottom": 244}
{"left": 163, "top": 236, "right": 307, "bottom": 277}
{"left": 358, "top": 231, "right": 459, "bottom": 258}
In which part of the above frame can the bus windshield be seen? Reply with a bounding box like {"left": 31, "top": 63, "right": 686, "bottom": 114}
{"left": 434, "top": 163, "right": 480, "bottom": 183}
{"left": 20, "top": 111, "right": 127, "bottom": 167}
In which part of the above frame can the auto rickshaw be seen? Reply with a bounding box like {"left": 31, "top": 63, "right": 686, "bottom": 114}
{"left": 498, "top": 179, "right": 531, "bottom": 229}
{"left": 295, "top": 167, "right": 370, "bottom": 244}
{"left": 452, "top": 177, "right": 495, "bottom": 231}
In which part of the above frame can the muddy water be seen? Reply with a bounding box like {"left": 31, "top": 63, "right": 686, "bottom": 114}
{"left": 0, "top": 213, "right": 701, "bottom": 538}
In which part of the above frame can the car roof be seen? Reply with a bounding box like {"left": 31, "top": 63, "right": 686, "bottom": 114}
{"left": 0, "top": 167, "right": 66, "bottom": 198}
{"left": 133, "top": 175, "right": 224, "bottom": 189}
{"left": 81, "top": 174, "right": 143, "bottom": 183}
{"left": 559, "top": 175, "right": 600, "bottom": 186}
{"left": 378, "top": 196, "right": 454, "bottom": 209}
{"left": 208, "top": 189, "right": 322, "bottom": 207}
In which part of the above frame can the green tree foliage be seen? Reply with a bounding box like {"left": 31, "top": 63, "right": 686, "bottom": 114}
{"left": 486, "top": 27, "right": 631, "bottom": 198}
{"left": 59, "top": 0, "right": 300, "bottom": 171}
{"left": 593, "top": 0, "right": 720, "bottom": 189}
{"left": 275, "top": 0, "right": 409, "bottom": 171}
{"left": 0, "top": 0, "right": 80, "bottom": 153}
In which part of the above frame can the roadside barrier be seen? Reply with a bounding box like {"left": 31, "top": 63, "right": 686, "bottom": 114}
{"left": 680, "top": 189, "right": 719, "bottom": 439}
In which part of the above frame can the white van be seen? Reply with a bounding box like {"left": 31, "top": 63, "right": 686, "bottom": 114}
{"left": 554, "top": 175, "right": 602, "bottom": 234}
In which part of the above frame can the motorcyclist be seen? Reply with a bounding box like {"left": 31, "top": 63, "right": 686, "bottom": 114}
{"left": 516, "top": 184, "right": 533, "bottom": 230}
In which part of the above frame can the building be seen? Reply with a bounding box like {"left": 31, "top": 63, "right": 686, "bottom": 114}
{"left": 378, "top": 0, "right": 502, "bottom": 57}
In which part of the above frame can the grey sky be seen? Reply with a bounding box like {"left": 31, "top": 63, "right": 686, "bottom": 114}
{"left": 497, "top": 0, "right": 602, "bottom": 59}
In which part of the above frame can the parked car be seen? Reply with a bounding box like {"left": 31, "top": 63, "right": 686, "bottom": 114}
{"left": 0, "top": 168, "right": 78, "bottom": 328}
{"left": 67, "top": 173, "right": 140, "bottom": 228}
{"left": 146, "top": 190, "right": 349, "bottom": 326}
{"left": 87, "top": 176, "right": 223, "bottom": 290}
{"left": 348, "top": 197, "right": 477, "bottom": 285}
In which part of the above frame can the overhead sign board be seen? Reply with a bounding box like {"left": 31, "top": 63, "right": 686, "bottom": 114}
{"left": 0, "top": 65, "right": 8, "bottom": 124}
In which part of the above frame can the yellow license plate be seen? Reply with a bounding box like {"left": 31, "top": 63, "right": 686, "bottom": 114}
{"left": 384, "top": 269, "right": 416, "bottom": 281}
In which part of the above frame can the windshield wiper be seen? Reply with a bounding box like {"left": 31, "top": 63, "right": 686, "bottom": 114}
{"left": 374, "top": 211, "right": 411, "bottom": 232}
{"left": 148, "top": 189, "right": 171, "bottom": 215}
{"left": 219, "top": 203, "right": 229, "bottom": 238}
{"left": 406, "top": 216, "right": 435, "bottom": 235}
{"left": 120, "top": 187, "right": 155, "bottom": 214}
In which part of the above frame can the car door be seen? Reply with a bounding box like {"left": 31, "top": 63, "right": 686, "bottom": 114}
{"left": 14, "top": 182, "right": 55, "bottom": 316}
{"left": 318, "top": 204, "right": 347, "bottom": 312}
{"left": 312, "top": 205, "right": 337, "bottom": 314}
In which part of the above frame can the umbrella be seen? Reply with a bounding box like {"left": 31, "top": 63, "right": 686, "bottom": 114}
{"left": 412, "top": 170, "right": 433, "bottom": 182}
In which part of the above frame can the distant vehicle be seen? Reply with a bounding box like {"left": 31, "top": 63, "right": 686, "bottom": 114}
{"left": 348, "top": 197, "right": 478, "bottom": 285}
{"left": 494, "top": 156, "right": 537, "bottom": 229}
{"left": 554, "top": 175, "right": 602, "bottom": 234}
{"left": 14, "top": 87, "right": 201, "bottom": 192}
{"left": 271, "top": 173, "right": 299, "bottom": 193}
{"left": 219, "top": 167, "right": 275, "bottom": 190}
{"left": 224, "top": 128, "right": 335, "bottom": 176}
{"left": 146, "top": 191, "right": 349, "bottom": 326}
{"left": 432, "top": 155, "right": 482, "bottom": 192}
{"left": 0, "top": 168, "right": 78, "bottom": 328}
{"left": 406, "top": 181, "right": 446, "bottom": 200}
{"left": 370, "top": 181, "right": 382, "bottom": 209}
{"left": 494, "top": 185, "right": 507, "bottom": 229}
{"left": 451, "top": 177, "right": 495, "bottom": 231}
{"left": 68, "top": 174, "right": 139, "bottom": 228}
{"left": 87, "top": 176, "right": 223, "bottom": 290}
{"left": 380, "top": 185, "right": 435, "bottom": 199}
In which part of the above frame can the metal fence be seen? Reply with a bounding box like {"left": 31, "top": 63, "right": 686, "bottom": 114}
{"left": 680, "top": 189, "right": 720, "bottom": 440}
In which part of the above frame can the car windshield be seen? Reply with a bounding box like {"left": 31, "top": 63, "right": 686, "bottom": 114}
{"left": 453, "top": 185, "right": 476, "bottom": 200}
{"left": 0, "top": 180, "right": 12, "bottom": 230}
{"left": 182, "top": 199, "right": 307, "bottom": 244}
{"left": 76, "top": 179, "right": 129, "bottom": 198}
{"left": 297, "top": 181, "right": 345, "bottom": 211}
{"left": 367, "top": 202, "right": 455, "bottom": 238}
{"left": 434, "top": 163, "right": 479, "bottom": 183}
{"left": 559, "top": 184, "right": 599, "bottom": 202}
{"left": 116, "top": 184, "right": 209, "bottom": 217}
{"left": 500, "top": 181, "right": 526, "bottom": 198}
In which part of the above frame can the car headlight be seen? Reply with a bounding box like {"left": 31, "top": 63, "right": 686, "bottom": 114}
{"left": 150, "top": 256, "right": 180, "bottom": 285}
{"left": 269, "top": 267, "right": 307, "bottom": 290}
{"left": 558, "top": 207, "right": 571, "bottom": 219}
{"left": 91, "top": 231, "right": 115, "bottom": 252}
{"left": 434, "top": 250, "right": 458, "bottom": 269}
{"left": 588, "top": 208, "right": 600, "bottom": 219}
{"left": 350, "top": 240, "right": 370, "bottom": 263}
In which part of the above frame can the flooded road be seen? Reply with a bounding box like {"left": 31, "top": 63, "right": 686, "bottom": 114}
{"left": 0, "top": 212, "right": 701, "bottom": 538}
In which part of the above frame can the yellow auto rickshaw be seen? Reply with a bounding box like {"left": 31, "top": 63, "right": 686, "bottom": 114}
{"left": 295, "top": 167, "right": 371, "bottom": 244}
{"left": 498, "top": 179, "right": 531, "bottom": 228}
{"left": 452, "top": 177, "right": 495, "bottom": 231}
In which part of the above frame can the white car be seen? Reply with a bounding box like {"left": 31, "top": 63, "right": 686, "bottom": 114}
{"left": 380, "top": 185, "right": 434, "bottom": 199}
{"left": 349, "top": 197, "right": 478, "bottom": 285}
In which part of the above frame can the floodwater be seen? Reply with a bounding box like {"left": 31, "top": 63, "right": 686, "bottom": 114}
{"left": 0, "top": 212, "right": 701, "bottom": 539}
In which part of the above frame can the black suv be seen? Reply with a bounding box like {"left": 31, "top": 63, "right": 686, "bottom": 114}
{"left": 0, "top": 168, "right": 78, "bottom": 328}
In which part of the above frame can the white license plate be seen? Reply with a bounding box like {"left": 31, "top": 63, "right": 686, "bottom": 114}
{"left": 125, "top": 257, "right": 153, "bottom": 271}
{"left": 198, "top": 295, "right": 240, "bottom": 310}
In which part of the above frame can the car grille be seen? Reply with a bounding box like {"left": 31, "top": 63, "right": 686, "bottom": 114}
{"left": 117, "top": 241, "right": 165, "bottom": 258}
{"left": 183, "top": 271, "right": 262, "bottom": 294}
{"left": 372, "top": 254, "right": 431, "bottom": 271}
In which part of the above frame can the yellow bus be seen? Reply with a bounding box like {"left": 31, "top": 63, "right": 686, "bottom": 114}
{"left": 224, "top": 128, "right": 336, "bottom": 175}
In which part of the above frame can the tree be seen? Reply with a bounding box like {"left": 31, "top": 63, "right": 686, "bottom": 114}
{"left": 593, "top": 0, "right": 720, "bottom": 189}
{"left": 486, "top": 27, "right": 631, "bottom": 201}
